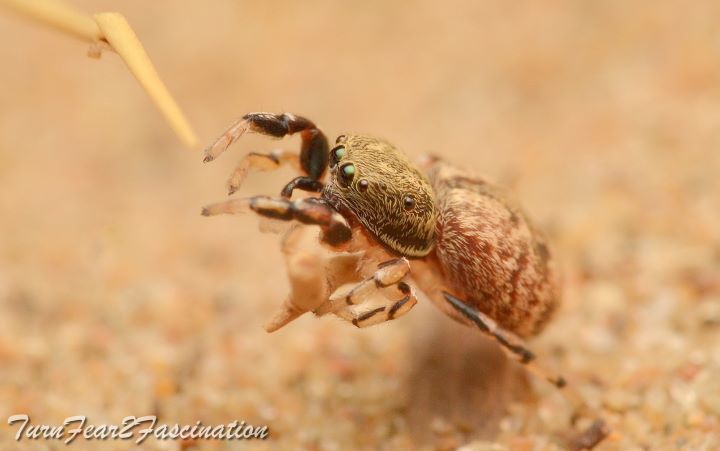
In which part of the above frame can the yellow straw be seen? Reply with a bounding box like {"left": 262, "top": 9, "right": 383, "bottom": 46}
{"left": 0, "top": 0, "right": 101, "bottom": 42}
{"left": 94, "top": 12, "right": 197, "bottom": 147}
{"left": 0, "top": 0, "right": 198, "bottom": 148}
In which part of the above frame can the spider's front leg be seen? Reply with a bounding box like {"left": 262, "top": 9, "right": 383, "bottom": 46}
{"left": 317, "top": 258, "right": 418, "bottom": 328}
{"left": 202, "top": 195, "right": 351, "bottom": 246}
{"left": 203, "top": 112, "right": 329, "bottom": 197}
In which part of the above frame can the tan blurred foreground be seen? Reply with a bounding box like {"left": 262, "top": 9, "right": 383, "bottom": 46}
{"left": 1, "top": 1, "right": 719, "bottom": 449}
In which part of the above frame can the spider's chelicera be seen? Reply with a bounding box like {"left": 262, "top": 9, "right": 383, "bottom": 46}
{"left": 201, "top": 112, "right": 562, "bottom": 388}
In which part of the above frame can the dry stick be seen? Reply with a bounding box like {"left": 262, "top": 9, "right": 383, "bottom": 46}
{"left": 0, "top": 0, "right": 101, "bottom": 41}
{"left": 94, "top": 13, "right": 197, "bottom": 147}
{"left": 0, "top": 0, "right": 197, "bottom": 148}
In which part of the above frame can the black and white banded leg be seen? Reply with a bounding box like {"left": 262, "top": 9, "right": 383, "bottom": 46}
{"left": 202, "top": 196, "right": 351, "bottom": 247}
{"left": 318, "top": 258, "right": 417, "bottom": 327}
{"left": 443, "top": 292, "right": 567, "bottom": 389}
{"left": 443, "top": 293, "right": 610, "bottom": 444}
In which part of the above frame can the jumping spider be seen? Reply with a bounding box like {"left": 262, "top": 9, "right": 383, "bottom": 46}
{"left": 201, "top": 112, "right": 610, "bottom": 448}
{"left": 200, "top": 112, "right": 572, "bottom": 386}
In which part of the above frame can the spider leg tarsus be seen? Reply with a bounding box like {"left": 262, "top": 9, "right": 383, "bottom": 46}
{"left": 202, "top": 117, "right": 249, "bottom": 162}
{"left": 201, "top": 198, "right": 251, "bottom": 216}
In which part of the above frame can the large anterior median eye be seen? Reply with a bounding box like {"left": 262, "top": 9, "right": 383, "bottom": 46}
{"left": 338, "top": 163, "right": 355, "bottom": 187}
{"left": 329, "top": 146, "right": 346, "bottom": 168}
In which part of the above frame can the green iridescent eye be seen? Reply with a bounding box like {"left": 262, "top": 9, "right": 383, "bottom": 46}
{"left": 330, "top": 146, "right": 346, "bottom": 168}
{"left": 338, "top": 162, "right": 355, "bottom": 187}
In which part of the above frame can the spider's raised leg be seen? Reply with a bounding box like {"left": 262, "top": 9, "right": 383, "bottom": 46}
{"left": 225, "top": 149, "right": 298, "bottom": 195}
{"left": 203, "top": 112, "right": 329, "bottom": 197}
{"left": 201, "top": 196, "right": 351, "bottom": 246}
{"left": 317, "top": 258, "right": 417, "bottom": 327}
{"left": 443, "top": 292, "right": 567, "bottom": 388}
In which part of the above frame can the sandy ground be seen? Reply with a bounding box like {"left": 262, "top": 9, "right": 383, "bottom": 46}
{"left": 1, "top": 0, "right": 719, "bottom": 449}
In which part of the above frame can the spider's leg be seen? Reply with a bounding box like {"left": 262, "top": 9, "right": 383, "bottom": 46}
{"left": 225, "top": 149, "right": 299, "bottom": 195}
{"left": 333, "top": 282, "right": 417, "bottom": 328}
{"left": 201, "top": 196, "right": 351, "bottom": 247}
{"left": 317, "top": 258, "right": 410, "bottom": 314}
{"left": 443, "top": 291, "right": 567, "bottom": 388}
{"left": 279, "top": 176, "right": 324, "bottom": 198}
{"left": 318, "top": 258, "right": 417, "bottom": 327}
{"left": 443, "top": 292, "right": 607, "bottom": 439}
{"left": 203, "top": 112, "right": 329, "bottom": 197}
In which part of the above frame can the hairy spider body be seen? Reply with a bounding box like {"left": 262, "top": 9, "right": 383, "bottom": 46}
{"left": 322, "top": 135, "right": 558, "bottom": 338}
{"left": 425, "top": 162, "right": 558, "bottom": 338}
{"left": 202, "top": 112, "right": 562, "bottom": 385}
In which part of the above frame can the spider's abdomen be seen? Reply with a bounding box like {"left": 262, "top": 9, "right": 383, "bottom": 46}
{"left": 427, "top": 162, "right": 559, "bottom": 337}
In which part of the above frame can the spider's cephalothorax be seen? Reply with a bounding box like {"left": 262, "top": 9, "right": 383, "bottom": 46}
{"left": 201, "top": 112, "right": 562, "bottom": 386}
{"left": 323, "top": 135, "right": 437, "bottom": 258}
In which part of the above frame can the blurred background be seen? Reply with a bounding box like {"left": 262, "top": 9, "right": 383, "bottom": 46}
{"left": 1, "top": 0, "right": 719, "bottom": 449}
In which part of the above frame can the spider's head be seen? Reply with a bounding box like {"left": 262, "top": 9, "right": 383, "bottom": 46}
{"left": 322, "top": 134, "right": 437, "bottom": 257}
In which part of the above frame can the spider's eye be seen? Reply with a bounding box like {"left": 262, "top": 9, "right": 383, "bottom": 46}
{"left": 338, "top": 163, "right": 355, "bottom": 187}
{"left": 329, "top": 146, "right": 346, "bottom": 168}
{"left": 358, "top": 179, "right": 369, "bottom": 192}
{"left": 403, "top": 195, "right": 415, "bottom": 211}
